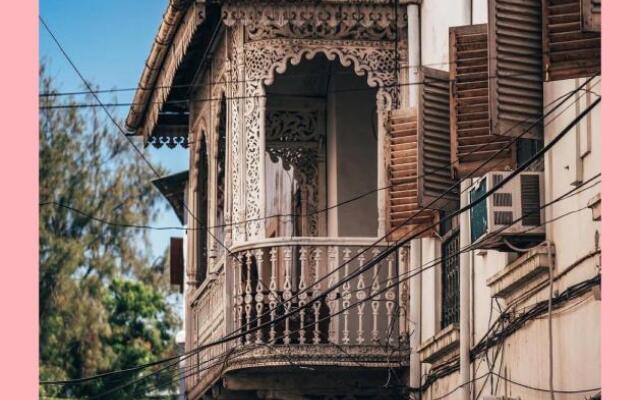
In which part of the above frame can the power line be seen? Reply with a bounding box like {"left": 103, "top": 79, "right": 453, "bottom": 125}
{"left": 48, "top": 130, "right": 600, "bottom": 394}
{"left": 39, "top": 14, "right": 294, "bottom": 360}
{"left": 40, "top": 11, "right": 601, "bottom": 388}
{"left": 43, "top": 82, "right": 600, "bottom": 388}
{"left": 42, "top": 81, "right": 598, "bottom": 390}
{"left": 131, "top": 172, "right": 600, "bottom": 397}
{"left": 39, "top": 79, "right": 598, "bottom": 238}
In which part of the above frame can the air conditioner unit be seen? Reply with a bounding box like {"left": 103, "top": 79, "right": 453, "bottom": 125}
{"left": 469, "top": 171, "right": 545, "bottom": 251}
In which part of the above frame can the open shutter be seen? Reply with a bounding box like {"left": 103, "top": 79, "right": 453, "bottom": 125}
{"left": 450, "top": 24, "right": 514, "bottom": 178}
{"left": 542, "top": 0, "right": 601, "bottom": 81}
{"left": 418, "top": 67, "right": 458, "bottom": 211}
{"left": 386, "top": 109, "right": 439, "bottom": 241}
{"left": 581, "top": 0, "right": 601, "bottom": 32}
{"left": 170, "top": 237, "right": 184, "bottom": 291}
{"left": 488, "top": 0, "right": 544, "bottom": 140}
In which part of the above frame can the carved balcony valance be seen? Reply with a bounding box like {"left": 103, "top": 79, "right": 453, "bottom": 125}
{"left": 222, "top": 2, "right": 408, "bottom": 42}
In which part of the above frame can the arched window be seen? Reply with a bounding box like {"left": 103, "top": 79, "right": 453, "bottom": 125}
{"left": 195, "top": 132, "right": 209, "bottom": 286}
{"left": 214, "top": 96, "right": 227, "bottom": 258}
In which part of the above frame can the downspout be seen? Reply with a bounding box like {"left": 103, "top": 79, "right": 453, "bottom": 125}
{"left": 407, "top": 3, "right": 422, "bottom": 399}
{"left": 407, "top": 3, "right": 421, "bottom": 109}
{"left": 409, "top": 239, "right": 422, "bottom": 399}
{"left": 459, "top": 179, "right": 472, "bottom": 400}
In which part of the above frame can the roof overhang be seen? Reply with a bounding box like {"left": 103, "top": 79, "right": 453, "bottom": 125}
{"left": 125, "top": 0, "right": 220, "bottom": 147}
{"left": 152, "top": 171, "right": 189, "bottom": 224}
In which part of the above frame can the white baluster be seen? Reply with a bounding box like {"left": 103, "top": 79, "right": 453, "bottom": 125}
{"left": 356, "top": 249, "right": 367, "bottom": 344}
{"left": 254, "top": 249, "right": 264, "bottom": 344}
{"left": 298, "top": 247, "right": 308, "bottom": 344}
{"left": 399, "top": 246, "right": 409, "bottom": 344}
{"left": 244, "top": 251, "right": 254, "bottom": 344}
{"left": 385, "top": 254, "right": 396, "bottom": 345}
{"left": 341, "top": 248, "right": 352, "bottom": 344}
{"left": 235, "top": 257, "right": 244, "bottom": 345}
{"left": 371, "top": 248, "right": 382, "bottom": 342}
{"left": 283, "top": 246, "right": 293, "bottom": 345}
{"left": 268, "top": 247, "right": 278, "bottom": 343}
{"left": 326, "top": 246, "right": 340, "bottom": 344}
{"left": 312, "top": 247, "right": 323, "bottom": 344}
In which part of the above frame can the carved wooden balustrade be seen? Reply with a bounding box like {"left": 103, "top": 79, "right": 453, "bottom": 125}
{"left": 186, "top": 238, "right": 410, "bottom": 396}
{"left": 228, "top": 238, "right": 410, "bottom": 356}
{"left": 188, "top": 263, "right": 227, "bottom": 391}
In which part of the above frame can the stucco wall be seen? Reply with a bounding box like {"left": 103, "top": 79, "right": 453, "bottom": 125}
{"left": 416, "top": 2, "right": 601, "bottom": 398}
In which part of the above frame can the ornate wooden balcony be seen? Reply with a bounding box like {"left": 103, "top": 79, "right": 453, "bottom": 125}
{"left": 186, "top": 237, "right": 411, "bottom": 398}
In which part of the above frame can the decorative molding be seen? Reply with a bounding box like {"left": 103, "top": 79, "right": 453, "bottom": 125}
{"left": 222, "top": 2, "right": 407, "bottom": 42}
{"left": 148, "top": 134, "right": 189, "bottom": 149}
{"left": 486, "top": 243, "right": 552, "bottom": 305}
{"left": 225, "top": 344, "right": 409, "bottom": 372}
{"left": 140, "top": 2, "right": 206, "bottom": 141}
{"left": 419, "top": 324, "right": 460, "bottom": 365}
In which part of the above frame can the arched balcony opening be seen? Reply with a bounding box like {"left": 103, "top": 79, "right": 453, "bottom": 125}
{"left": 264, "top": 54, "right": 379, "bottom": 239}
{"left": 195, "top": 132, "right": 209, "bottom": 287}
{"left": 213, "top": 95, "right": 227, "bottom": 260}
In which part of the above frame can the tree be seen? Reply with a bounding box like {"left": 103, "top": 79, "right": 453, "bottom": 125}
{"left": 39, "top": 65, "right": 180, "bottom": 399}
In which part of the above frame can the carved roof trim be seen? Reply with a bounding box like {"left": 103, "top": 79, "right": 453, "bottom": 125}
{"left": 126, "top": 1, "right": 206, "bottom": 139}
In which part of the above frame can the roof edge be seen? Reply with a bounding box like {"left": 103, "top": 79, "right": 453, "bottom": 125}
{"left": 125, "top": 0, "right": 194, "bottom": 133}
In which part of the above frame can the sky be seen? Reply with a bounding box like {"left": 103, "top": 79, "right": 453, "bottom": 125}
{"left": 39, "top": 1, "right": 189, "bottom": 259}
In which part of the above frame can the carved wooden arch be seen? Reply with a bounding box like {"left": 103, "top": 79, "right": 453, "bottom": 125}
{"left": 209, "top": 87, "right": 232, "bottom": 246}
{"left": 239, "top": 39, "right": 401, "bottom": 239}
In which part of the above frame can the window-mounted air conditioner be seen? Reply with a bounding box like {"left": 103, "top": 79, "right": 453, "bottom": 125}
{"left": 469, "top": 171, "right": 545, "bottom": 251}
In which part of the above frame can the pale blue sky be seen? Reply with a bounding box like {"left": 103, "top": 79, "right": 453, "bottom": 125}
{"left": 39, "top": 1, "right": 189, "bottom": 259}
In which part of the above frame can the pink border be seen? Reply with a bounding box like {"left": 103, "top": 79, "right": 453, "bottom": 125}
{"left": 601, "top": 2, "right": 640, "bottom": 399}
{"left": 0, "top": 0, "right": 38, "bottom": 398}
{"left": 0, "top": 1, "right": 636, "bottom": 398}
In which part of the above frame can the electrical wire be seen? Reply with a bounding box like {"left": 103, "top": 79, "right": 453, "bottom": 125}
{"left": 40, "top": 10, "right": 601, "bottom": 389}
{"left": 40, "top": 83, "right": 600, "bottom": 388}
{"left": 102, "top": 175, "right": 601, "bottom": 397}
{"left": 38, "top": 71, "right": 591, "bottom": 110}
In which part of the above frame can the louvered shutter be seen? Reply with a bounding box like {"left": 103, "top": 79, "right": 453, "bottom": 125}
{"left": 418, "top": 67, "right": 458, "bottom": 211}
{"left": 386, "top": 109, "right": 439, "bottom": 241}
{"left": 488, "top": 0, "right": 544, "bottom": 140}
{"left": 450, "top": 24, "right": 514, "bottom": 178}
{"left": 170, "top": 237, "right": 184, "bottom": 291}
{"left": 542, "top": 0, "right": 601, "bottom": 81}
{"left": 581, "top": 0, "right": 601, "bottom": 32}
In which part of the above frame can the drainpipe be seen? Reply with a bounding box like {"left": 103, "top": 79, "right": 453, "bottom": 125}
{"left": 407, "top": 3, "right": 421, "bottom": 108}
{"left": 407, "top": 3, "right": 422, "bottom": 399}
{"left": 459, "top": 179, "right": 472, "bottom": 400}
{"left": 409, "top": 239, "right": 422, "bottom": 398}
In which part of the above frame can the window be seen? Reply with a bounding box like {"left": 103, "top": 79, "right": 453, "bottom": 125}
{"left": 441, "top": 229, "right": 460, "bottom": 329}
{"left": 195, "top": 133, "right": 209, "bottom": 286}
{"left": 214, "top": 97, "right": 226, "bottom": 258}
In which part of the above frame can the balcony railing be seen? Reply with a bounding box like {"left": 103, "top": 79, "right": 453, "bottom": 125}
{"left": 229, "top": 237, "right": 410, "bottom": 348}
{"left": 186, "top": 237, "right": 410, "bottom": 396}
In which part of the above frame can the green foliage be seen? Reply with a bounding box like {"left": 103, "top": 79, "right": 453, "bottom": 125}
{"left": 39, "top": 65, "right": 180, "bottom": 399}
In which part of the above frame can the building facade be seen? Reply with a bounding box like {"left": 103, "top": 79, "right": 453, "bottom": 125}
{"left": 127, "top": 1, "right": 601, "bottom": 399}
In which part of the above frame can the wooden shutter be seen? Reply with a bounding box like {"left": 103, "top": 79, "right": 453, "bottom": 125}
{"left": 450, "top": 24, "right": 514, "bottom": 178}
{"left": 418, "top": 67, "right": 458, "bottom": 211}
{"left": 488, "top": 0, "right": 544, "bottom": 140}
{"left": 581, "top": 0, "right": 601, "bottom": 32}
{"left": 386, "top": 109, "right": 438, "bottom": 241}
{"left": 542, "top": 0, "right": 601, "bottom": 81}
{"left": 170, "top": 237, "right": 184, "bottom": 291}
